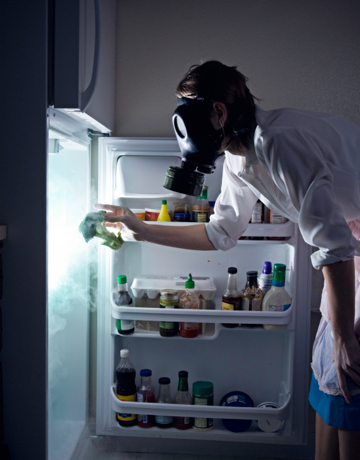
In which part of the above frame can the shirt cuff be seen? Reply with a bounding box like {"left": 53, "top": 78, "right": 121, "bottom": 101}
{"left": 205, "top": 220, "right": 239, "bottom": 251}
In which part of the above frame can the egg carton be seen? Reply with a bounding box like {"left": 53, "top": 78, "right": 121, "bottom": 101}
{"left": 130, "top": 275, "right": 216, "bottom": 300}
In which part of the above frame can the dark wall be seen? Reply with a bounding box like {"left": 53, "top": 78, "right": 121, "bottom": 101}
{"left": 0, "top": 1, "right": 48, "bottom": 458}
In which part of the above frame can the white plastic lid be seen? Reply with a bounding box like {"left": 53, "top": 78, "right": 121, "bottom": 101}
{"left": 120, "top": 349, "right": 129, "bottom": 358}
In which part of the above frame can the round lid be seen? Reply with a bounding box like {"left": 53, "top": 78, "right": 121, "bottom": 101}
{"left": 159, "top": 377, "right": 170, "bottom": 385}
{"left": 246, "top": 271, "right": 258, "bottom": 277}
{"left": 140, "top": 369, "right": 152, "bottom": 377}
{"left": 262, "top": 261, "right": 272, "bottom": 274}
{"left": 228, "top": 267, "right": 237, "bottom": 274}
{"left": 117, "top": 275, "right": 127, "bottom": 284}
{"left": 192, "top": 381, "right": 213, "bottom": 396}
{"left": 120, "top": 349, "right": 129, "bottom": 358}
{"left": 161, "top": 199, "right": 167, "bottom": 205}
{"left": 257, "top": 418, "right": 282, "bottom": 433}
{"left": 185, "top": 273, "right": 195, "bottom": 289}
{"left": 178, "top": 370, "right": 188, "bottom": 378}
{"left": 160, "top": 289, "right": 179, "bottom": 297}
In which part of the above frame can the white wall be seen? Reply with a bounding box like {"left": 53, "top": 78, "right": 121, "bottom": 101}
{"left": 114, "top": 0, "right": 360, "bottom": 137}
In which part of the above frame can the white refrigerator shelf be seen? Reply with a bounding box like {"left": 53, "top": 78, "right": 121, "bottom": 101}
{"left": 111, "top": 303, "right": 294, "bottom": 326}
{"left": 110, "top": 386, "right": 291, "bottom": 421}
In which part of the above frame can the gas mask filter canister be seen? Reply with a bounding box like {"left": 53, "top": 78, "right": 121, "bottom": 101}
{"left": 163, "top": 97, "right": 224, "bottom": 196}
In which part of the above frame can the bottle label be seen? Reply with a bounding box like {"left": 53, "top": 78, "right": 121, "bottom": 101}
{"left": 271, "top": 212, "right": 287, "bottom": 224}
{"left": 116, "top": 393, "right": 136, "bottom": 421}
{"left": 155, "top": 415, "right": 173, "bottom": 424}
{"left": 241, "top": 299, "right": 251, "bottom": 311}
{"left": 182, "top": 322, "right": 198, "bottom": 330}
{"left": 222, "top": 301, "right": 240, "bottom": 310}
{"left": 119, "top": 320, "right": 134, "bottom": 331}
{"left": 268, "top": 303, "right": 291, "bottom": 312}
{"left": 192, "top": 211, "right": 210, "bottom": 222}
{"left": 251, "top": 202, "right": 263, "bottom": 223}
{"left": 251, "top": 298, "right": 262, "bottom": 311}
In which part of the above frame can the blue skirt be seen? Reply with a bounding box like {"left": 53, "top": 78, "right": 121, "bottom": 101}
{"left": 309, "top": 372, "right": 360, "bottom": 430}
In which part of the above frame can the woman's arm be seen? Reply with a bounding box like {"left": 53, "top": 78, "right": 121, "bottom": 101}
{"left": 322, "top": 260, "right": 360, "bottom": 402}
{"left": 94, "top": 204, "right": 216, "bottom": 251}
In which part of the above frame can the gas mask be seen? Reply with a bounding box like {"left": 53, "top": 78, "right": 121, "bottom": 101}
{"left": 163, "top": 97, "right": 224, "bottom": 196}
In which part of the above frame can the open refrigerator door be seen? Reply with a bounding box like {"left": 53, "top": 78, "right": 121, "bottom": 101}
{"left": 95, "top": 137, "right": 312, "bottom": 448}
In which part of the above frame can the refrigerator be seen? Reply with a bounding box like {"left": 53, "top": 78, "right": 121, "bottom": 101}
{"left": 1, "top": 1, "right": 314, "bottom": 459}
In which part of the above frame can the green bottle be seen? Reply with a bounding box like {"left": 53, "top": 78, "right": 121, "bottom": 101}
{"left": 115, "top": 275, "right": 134, "bottom": 335}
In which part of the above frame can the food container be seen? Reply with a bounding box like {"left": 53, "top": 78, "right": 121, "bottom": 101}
{"left": 131, "top": 208, "right": 145, "bottom": 221}
{"left": 257, "top": 402, "right": 283, "bottom": 433}
{"left": 145, "top": 208, "right": 160, "bottom": 221}
{"left": 192, "top": 381, "right": 213, "bottom": 431}
{"left": 220, "top": 391, "right": 254, "bottom": 432}
{"left": 173, "top": 212, "right": 191, "bottom": 222}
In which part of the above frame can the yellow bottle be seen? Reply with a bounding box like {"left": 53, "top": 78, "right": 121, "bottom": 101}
{"left": 157, "top": 200, "right": 171, "bottom": 222}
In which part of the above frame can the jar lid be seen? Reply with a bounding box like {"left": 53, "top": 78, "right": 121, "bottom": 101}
{"left": 193, "top": 380, "right": 213, "bottom": 396}
{"left": 140, "top": 369, "right": 152, "bottom": 377}
{"left": 160, "top": 289, "right": 179, "bottom": 297}
{"left": 228, "top": 267, "right": 237, "bottom": 274}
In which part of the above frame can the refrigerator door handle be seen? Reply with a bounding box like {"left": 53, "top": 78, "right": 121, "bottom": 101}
{"left": 80, "top": 0, "right": 101, "bottom": 111}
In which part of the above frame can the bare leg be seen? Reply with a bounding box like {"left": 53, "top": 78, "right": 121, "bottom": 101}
{"left": 338, "top": 428, "right": 360, "bottom": 460}
{"left": 315, "top": 413, "right": 339, "bottom": 460}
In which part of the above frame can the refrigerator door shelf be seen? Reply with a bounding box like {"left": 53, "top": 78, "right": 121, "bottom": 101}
{"left": 112, "top": 322, "right": 218, "bottom": 339}
{"left": 110, "top": 386, "right": 291, "bottom": 421}
{"left": 111, "top": 304, "right": 294, "bottom": 326}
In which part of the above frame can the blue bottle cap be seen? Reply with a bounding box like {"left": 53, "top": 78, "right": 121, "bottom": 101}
{"left": 140, "top": 369, "right": 152, "bottom": 377}
{"left": 262, "top": 261, "right": 272, "bottom": 274}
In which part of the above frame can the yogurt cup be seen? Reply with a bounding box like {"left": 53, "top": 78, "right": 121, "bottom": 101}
{"left": 145, "top": 208, "right": 160, "bottom": 221}
{"left": 257, "top": 402, "right": 282, "bottom": 433}
{"left": 131, "top": 209, "right": 145, "bottom": 221}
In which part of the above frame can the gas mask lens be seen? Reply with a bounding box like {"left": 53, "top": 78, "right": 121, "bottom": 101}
{"left": 174, "top": 116, "right": 186, "bottom": 139}
{"left": 163, "top": 97, "right": 224, "bottom": 196}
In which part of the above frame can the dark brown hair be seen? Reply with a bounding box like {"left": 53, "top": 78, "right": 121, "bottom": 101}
{"left": 176, "top": 60, "right": 257, "bottom": 151}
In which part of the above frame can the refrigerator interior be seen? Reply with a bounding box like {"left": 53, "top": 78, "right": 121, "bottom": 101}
{"left": 95, "top": 138, "right": 312, "bottom": 446}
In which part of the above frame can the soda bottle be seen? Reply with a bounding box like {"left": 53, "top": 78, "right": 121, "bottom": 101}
{"left": 115, "top": 275, "right": 134, "bottom": 335}
{"left": 179, "top": 274, "right": 200, "bottom": 338}
{"left": 137, "top": 369, "right": 156, "bottom": 428}
{"left": 115, "top": 349, "right": 137, "bottom": 427}
{"left": 174, "top": 371, "right": 192, "bottom": 430}
{"left": 221, "top": 267, "right": 241, "bottom": 328}
{"left": 155, "top": 377, "right": 174, "bottom": 428}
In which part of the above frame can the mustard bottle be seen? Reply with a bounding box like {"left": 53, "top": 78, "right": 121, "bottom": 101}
{"left": 157, "top": 200, "right": 171, "bottom": 221}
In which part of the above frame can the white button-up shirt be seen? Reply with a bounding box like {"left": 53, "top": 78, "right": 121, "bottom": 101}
{"left": 206, "top": 105, "right": 360, "bottom": 269}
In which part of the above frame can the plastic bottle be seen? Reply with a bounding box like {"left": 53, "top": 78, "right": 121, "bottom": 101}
{"left": 137, "top": 369, "right": 156, "bottom": 428}
{"left": 115, "top": 275, "right": 134, "bottom": 335}
{"left": 174, "top": 370, "right": 192, "bottom": 430}
{"left": 179, "top": 274, "right": 200, "bottom": 338}
{"left": 192, "top": 381, "right": 214, "bottom": 431}
{"left": 159, "top": 289, "right": 179, "bottom": 337}
{"left": 258, "top": 261, "right": 273, "bottom": 297}
{"left": 157, "top": 199, "right": 171, "bottom": 221}
{"left": 221, "top": 267, "right": 241, "bottom": 328}
{"left": 155, "top": 377, "right": 173, "bottom": 428}
{"left": 262, "top": 263, "right": 292, "bottom": 330}
{"left": 115, "top": 349, "right": 137, "bottom": 427}
{"left": 192, "top": 186, "right": 210, "bottom": 222}
{"left": 240, "top": 271, "right": 264, "bottom": 328}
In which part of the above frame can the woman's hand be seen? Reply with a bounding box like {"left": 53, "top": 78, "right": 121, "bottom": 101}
{"left": 331, "top": 333, "right": 360, "bottom": 403}
{"left": 94, "top": 204, "right": 146, "bottom": 241}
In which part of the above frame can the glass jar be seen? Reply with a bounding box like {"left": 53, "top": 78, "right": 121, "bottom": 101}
{"left": 159, "top": 289, "right": 179, "bottom": 337}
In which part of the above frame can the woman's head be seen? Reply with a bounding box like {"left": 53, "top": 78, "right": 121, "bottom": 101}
{"left": 176, "top": 60, "right": 257, "bottom": 151}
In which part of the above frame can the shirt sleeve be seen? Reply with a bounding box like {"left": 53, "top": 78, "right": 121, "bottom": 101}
{"left": 205, "top": 154, "right": 258, "bottom": 251}
{"left": 257, "top": 127, "right": 360, "bottom": 269}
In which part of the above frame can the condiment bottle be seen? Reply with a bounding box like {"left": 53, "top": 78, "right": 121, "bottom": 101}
{"left": 262, "top": 263, "right": 292, "bottom": 330}
{"left": 174, "top": 370, "right": 192, "bottom": 430}
{"left": 159, "top": 289, "right": 179, "bottom": 337}
{"left": 192, "top": 186, "right": 210, "bottom": 222}
{"left": 267, "top": 210, "right": 288, "bottom": 241}
{"left": 221, "top": 267, "right": 241, "bottom": 328}
{"left": 155, "top": 377, "right": 173, "bottom": 428}
{"left": 157, "top": 199, "right": 171, "bottom": 222}
{"left": 137, "top": 369, "right": 156, "bottom": 428}
{"left": 248, "top": 199, "right": 264, "bottom": 240}
{"left": 192, "top": 381, "right": 213, "bottom": 431}
{"left": 240, "top": 271, "right": 264, "bottom": 327}
{"left": 173, "top": 203, "right": 191, "bottom": 222}
{"left": 258, "top": 261, "right": 273, "bottom": 297}
{"left": 115, "top": 349, "right": 137, "bottom": 427}
{"left": 179, "top": 274, "right": 200, "bottom": 338}
{"left": 115, "top": 275, "right": 134, "bottom": 335}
